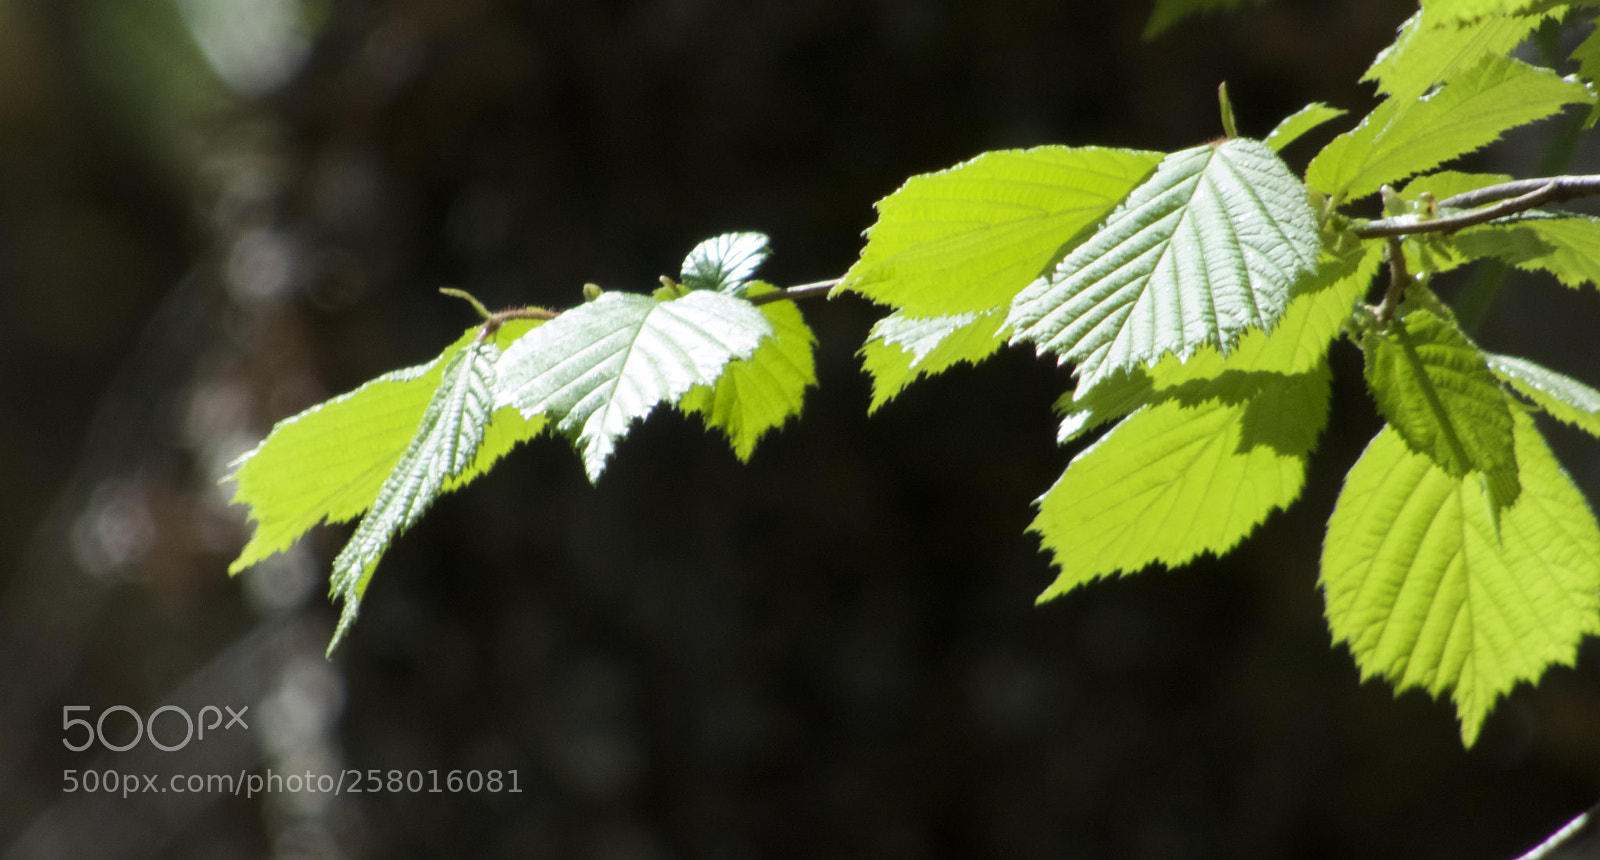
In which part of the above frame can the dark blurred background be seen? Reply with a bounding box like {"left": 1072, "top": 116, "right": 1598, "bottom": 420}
{"left": 3, "top": 0, "right": 1600, "bottom": 857}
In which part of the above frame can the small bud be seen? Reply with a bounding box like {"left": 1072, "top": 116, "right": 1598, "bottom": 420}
{"left": 582, "top": 283, "right": 603, "bottom": 302}
{"left": 1380, "top": 185, "right": 1405, "bottom": 217}
{"left": 653, "top": 276, "right": 687, "bottom": 301}
{"left": 1217, "top": 82, "right": 1238, "bottom": 139}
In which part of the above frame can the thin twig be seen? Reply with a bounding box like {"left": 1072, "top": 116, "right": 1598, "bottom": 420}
{"left": 439, "top": 287, "right": 493, "bottom": 319}
{"left": 748, "top": 278, "right": 842, "bottom": 306}
{"left": 1354, "top": 181, "right": 1560, "bottom": 239}
{"left": 1511, "top": 802, "right": 1600, "bottom": 860}
{"left": 473, "top": 304, "right": 560, "bottom": 341}
{"left": 493, "top": 306, "right": 561, "bottom": 321}
{"left": 464, "top": 173, "right": 1600, "bottom": 322}
{"left": 1374, "top": 236, "right": 1409, "bottom": 326}
{"left": 1441, "top": 174, "right": 1600, "bottom": 209}
{"left": 467, "top": 277, "right": 841, "bottom": 328}
{"left": 1354, "top": 174, "right": 1600, "bottom": 239}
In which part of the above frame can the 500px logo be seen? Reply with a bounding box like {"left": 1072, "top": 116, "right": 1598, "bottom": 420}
{"left": 62, "top": 705, "right": 249, "bottom": 753}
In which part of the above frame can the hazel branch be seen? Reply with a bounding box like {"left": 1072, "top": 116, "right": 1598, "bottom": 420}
{"left": 1375, "top": 237, "right": 1409, "bottom": 327}
{"left": 1353, "top": 174, "right": 1600, "bottom": 240}
{"left": 747, "top": 278, "right": 842, "bottom": 306}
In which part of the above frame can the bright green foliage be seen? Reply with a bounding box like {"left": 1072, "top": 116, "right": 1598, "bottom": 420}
{"left": 221, "top": 0, "right": 1600, "bottom": 748}
{"left": 326, "top": 339, "right": 503, "bottom": 650}
{"left": 1033, "top": 246, "right": 1378, "bottom": 588}
{"left": 1400, "top": 234, "right": 1472, "bottom": 279}
{"left": 1143, "top": 0, "right": 1269, "bottom": 38}
{"left": 1052, "top": 243, "right": 1382, "bottom": 443}
{"left": 680, "top": 284, "right": 817, "bottom": 459}
{"left": 1154, "top": 244, "right": 1384, "bottom": 380}
{"left": 230, "top": 233, "right": 794, "bottom": 651}
{"left": 680, "top": 232, "right": 771, "bottom": 296}
{"left": 1321, "top": 412, "right": 1600, "bottom": 745}
{"left": 1419, "top": 0, "right": 1565, "bottom": 24}
{"left": 859, "top": 310, "right": 1007, "bottom": 411}
{"left": 1365, "top": 9, "right": 1549, "bottom": 105}
{"left": 1455, "top": 212, "right": 1600, "bottom": 288}
{"left": 1398, "top": 170, "right": 1512, "bottom": 203}
{"left": 226, "top": 320, "right": 545, "bottom": 574}
{"left": 1008, "top": 138, "right": 1321, "bottom": 395}
{"left": 1052, "top": 365, "right": 1155, "bottom": 446}
{"left": 841, "top": 146, "right": 1161, "bottom": 318}
{"left": 1263, "top": 103, "right": 1347, "bottom": 153}
{"left": 1570, "top": 22, "right": 1600, "bottom": 126}
{"left": 1362, "top": 310, "right": 1518, "bottom": 484}
{"left": 1033, "top": 367, "right": 1329, "bottom": 599}
{"left": 496, "top": 290, "right": 774, "bottom": 482}
{"left": 1310, "top": 55, "right": 1590, "bottom": 202}
{"left": 1487, "top": 352, "right": 1600, "bottom": 436}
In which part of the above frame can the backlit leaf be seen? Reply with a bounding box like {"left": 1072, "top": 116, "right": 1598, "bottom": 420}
{"left": 1263, "top": 103, "right": 1348, "bottom": 153}
{"left": 1308, "top": 55, "right": 1589, "bottom": 201}
{"left": 1028, "top": 249, "right": 1378, "bottom": 583}
{"left": 1397, "top": 170, "right": 1513, "bottom": 203}
{"left": 1419, "top": 0, "right": 1562, "bottom": 23}
{"left": 1455, "top": 212, "right": 1600, "bottom": 288}
{"left": 1365, "top": 9, "right": 1549, "bottom": 106}
{"left": 1363, "top": 309, "right": 1517, "bottom": 483}
{"left": 859, "top": 309, "right": 1008, "bottom": 412}
{"left": 681, "top": 232, "right": 772, "bottom": 295}
{"left": 226, "top": 320, "right": 545, "bottom": 574}
{"left": 841, "top": 146, "right": 1162, "bottom": 317}
{"left": 1570, "top": 22, "right": 1600, "bottom": 126}
{"left": 495, "top": 290, "right": 773, "bottom": 481}
{"left": 1009, "top": 138, "right": 1322, "bottom": 395}
{"left": 1033, "top": 365, "right": 1330, "bottom": 599}
{"left": 680, "top": 284, "right": 817, "bottom": 460}
{"left": 326, "top": 338, "right": 502, "bottom": 650}
{"left": 1487, "top": 351, "right": 1600, "bottom": 437}
{"left": 1053, "top": 243, "right": 1380, "bottom": 443}
{"left": 1321, "top": 412, "right": 1600, "bottom": 745}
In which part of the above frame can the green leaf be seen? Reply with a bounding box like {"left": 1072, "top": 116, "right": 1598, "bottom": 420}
{"left": 326, "top": 338, "right": 502, "bottom": 650}
{"left": 680, "top": 284, "right": 817, "bottom": 460}
{"left": 1570, "top": 21, "right": 1600, "bottom": 126}
{"left": 226, "top": 320, "right": 545, "bottom": 574}
{"left": 1052, "top": 367, "right": 1156, "bottom": 445}
{"left": 495, "top": 290, "right": 773, "bottom": 481}
{"left": 841, "top": 146, "right": 1162, "bottom": 318}
{"left": 1032, "top": 246, "right": 1377, "bottom": 586}
{"left": 1419, "top": 0, "right": 1563, "bottom": 25}
{"left": 1455, "top": 212, "right": 1600, "bottom": 288}
{"left": 1263, "top": 103, "right": 1348, "bottom": 153}
{"left": 1364, "top": 9, "right": 1549, "bottom": 106}
{"left": 1308, "top": 54, "right": 1590, "bottom": 201}
{"left": 680, "top": 231, "right": 772, "bottom": 295}
{"left": 1054, "top": 243, "right": 1382, "bottom": 443}
{"left": 1486, "top": 351, "right": 1600, "bottom": 436}
{"left": 1321, "top": 411, "right": 1600, "bottom": 745}
{"left": 1033, "top": 365, "right": 1330, "bottom": 600}
{"left": 859, "top": 309, "right": 1007, "bottom": 412}
{"left": 1154, "top": 244, "right": 1383, "bottom": 381}
{"left": 1008, "top": 138, "right": 1322, "bottom": 395}
{"left": 1142, "top": 0, "right": 1270, "bottom": 39}
{"left": 1363, "top": 309, "right": 1517, "bottom": 484}
{"left": 1008, "top": 247, "right": 1373, "bottom": 590}
{"left": 1397, "top": 170, "right": 1513, "bottom": 203}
